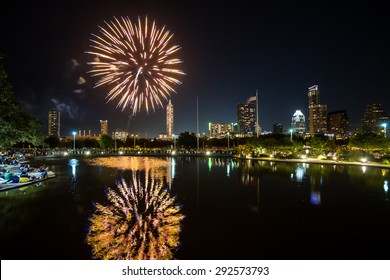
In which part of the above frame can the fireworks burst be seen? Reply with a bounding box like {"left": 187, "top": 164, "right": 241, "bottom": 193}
{"left": 86, "top": 16, "right": 185, "bottom": 114}
{"left": 86, "top": 171, "right": 184, "bottom": 260}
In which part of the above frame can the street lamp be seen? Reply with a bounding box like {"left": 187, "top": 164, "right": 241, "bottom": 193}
{"left": 173, "top": 134, "right": 176, "bottom": 150}
{"left": 289, "top": 129, "right": 293, "bottom": 141}
{"left": 382, "top": 123, "right": 387, "bottom": 138}
{"left": 227, "top": 132, "right": 230, "bottom": 150}
{"left": 72, "top": 131, "right": 77, "bottom": 153}
{"left": 131, "top": 134, "right": 138, "bottom": 149}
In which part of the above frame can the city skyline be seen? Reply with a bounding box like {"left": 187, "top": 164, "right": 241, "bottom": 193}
{"left": 1, "top": 2, "right": 389, "bottom": 137}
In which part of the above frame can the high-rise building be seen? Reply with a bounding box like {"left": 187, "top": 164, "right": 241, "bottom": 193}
{"left": 48, "top": 110, "right": 60, "bottom": 138}
{"left": 237, "top": 95, "right": 260, "bottom": 135}
{"left": 327, "top": 110, "right": 349, "bottom": 138}
{"left": 272, "top": 123, "right": 283, "bottom": 134}
{"left": 100, "top": 120, "right": 108, "bottom": 135}
{"left": 291, "top": 110, "right": 306, "bottom": 134}
{"left": 209, "top": 123, "right": 233, "bottom": 138}
{"left": 166, "top": 99, "right": 174, "bottom": 139}
{"left": 308, "top": 85, "right": 327, "bottom": 134}
{"left": 359, "top": 103, "right": 389, "bottom": 134}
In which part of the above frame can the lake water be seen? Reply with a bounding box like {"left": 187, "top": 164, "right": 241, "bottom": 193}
{"left": 1, "top": 156, "right": 389, "bottom": 260}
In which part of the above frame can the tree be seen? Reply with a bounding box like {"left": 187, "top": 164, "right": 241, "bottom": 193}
{"left": 99, "top": 134, "right": 115, "bottom": 150}
{"left": 44, "top": 135, "right": 61, "bottom": 148}
{"left": 177, "top": 132, "right": 197, "bottom": 149}
{"left": 0, "top": 52, "right": 44, "bottom": 148}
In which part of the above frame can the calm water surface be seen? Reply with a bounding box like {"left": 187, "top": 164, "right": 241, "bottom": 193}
{"left": 1, "top": 156, "right": 389, "bottom": 260}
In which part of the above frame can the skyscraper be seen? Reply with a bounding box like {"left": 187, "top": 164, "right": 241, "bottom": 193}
{"left": 48, "top": 110, "right": 60, "bottom": 138}
{"left": 237, "top": 95, "right": 260, "bottom": 135}
{"left": 100, "top": 120, "right": 108, "bottom": 135}
{"left": 359, "top": 104, "right": 389, "bottom": 134}
{"left": 327, "top": 110, "right": 349, "bottom": 138}
{"left": 166, "top": 99, "right": 174, "bottom": 139}
{"left": 307, "top": 85, "right": 327, "bottom": 134}
{"left": 272, "top": 123, "right": 283, "bottom": 134}
{"left": 291, "top": 110, "right": 306, "bottom": 134}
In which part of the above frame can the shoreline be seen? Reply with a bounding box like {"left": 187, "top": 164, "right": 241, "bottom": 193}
{"left": 27, "top": 153, "right": 390, "bottom": 170}
{"left": 246, "top": 156, "right": 390, "bottom": 169}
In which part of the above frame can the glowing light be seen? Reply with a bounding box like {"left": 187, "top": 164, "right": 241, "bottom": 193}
{"left": 206, "top": 151, "right": 211, "bottom": 156}
{"left": 362, "top": 166, "right": 367, "bottom": 173}
{"left": 86, "top": 16, "right": 185, "bottom": 114}
{"left": 68, "top": 159, "right": 79, "bottom": 177}
{"left": 295, "top": 164, "right": 305, "bottom": 182}
{"left": 384, "top": 180, "right": 388, "bottom": 193}
{"left": 361, "top": 157, "right": 367, "bottom": 163}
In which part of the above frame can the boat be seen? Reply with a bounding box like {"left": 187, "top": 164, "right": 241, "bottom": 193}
{"left": 0, "top": 166, "right": 56, "bottom": 192}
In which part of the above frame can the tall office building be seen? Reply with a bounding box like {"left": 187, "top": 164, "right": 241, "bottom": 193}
{"left": 237, "top": 95, "right": 260, "bottom": 135}
{"left": 166, "top": 99, "right": 174, "bottom": 139}
{"left": 327, "top": 110, "right": 349, "bottom": 138}
{"left": 48, "top": 110, "right": 60, "bottom": 138}
{"left": 359, "top": 103, "right": 389, "bottom": 134}
{"left": 100, "top": 120, "right": 108, "bottom": 135}
{"left": 291, "top": 110, "right": 306, "bottom": 134}
{"left": 272, "top": 123, "right": 283, "bottom": 134}
{"left": 308, "top": 85, "right": 327, "bottom": 134}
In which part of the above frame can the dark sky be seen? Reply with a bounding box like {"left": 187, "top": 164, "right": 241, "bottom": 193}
{"left": 1, "top": 1, "right": 389, "bottom": 137}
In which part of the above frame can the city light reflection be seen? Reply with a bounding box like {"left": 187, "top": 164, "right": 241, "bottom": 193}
{"left": 68, "top": 159, "right": 79, "bottom": 178}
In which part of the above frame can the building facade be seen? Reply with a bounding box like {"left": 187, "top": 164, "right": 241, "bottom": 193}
{"left": 237, "top": 95, "right": 260, "bottom": 135}
{"left": 48, "top": 110, "right": 60, "bottom": 138}
{"left": 327, "top": 110, "right": 349, "bottom": 138}
{"left": 272, "top": 123, "right": 283, "bottom": 134}
{"left": 112, "top": 130, "right": 129, "bottom": 142}
{"left": 359, "top": 103, "right": 389, "bottom": 134}
{"left": 100, "top": 120, "right": 108, "bottom": 135}
{"left": 209, "top": 123, "right": 233, "bottom": 138}
{"left": 308, "top": 85, "right": 327, "bottom": 134}
{"left": 166, "top": 99, "right": 174, "bottom": 139}
{"left": 291, "top": 110, "right": 306, "bottom": 134}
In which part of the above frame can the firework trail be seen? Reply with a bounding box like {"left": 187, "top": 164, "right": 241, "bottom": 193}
{"left": 86, "top": 16, "right": 185, "bottom": 114}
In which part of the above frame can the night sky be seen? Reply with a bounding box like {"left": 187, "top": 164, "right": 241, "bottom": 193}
{"left": 1, "top": 2, "right": 389, "bottom": 138}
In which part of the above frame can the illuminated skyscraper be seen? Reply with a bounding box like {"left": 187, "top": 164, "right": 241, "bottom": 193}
{"left": 237, "top": 94, "right": 260, "bottom": 135}
{"left": 359, "top": 104, "right": 389, "bottom": 134}
{"left": 48, "top": 110, "right": 60, "bottom": 137}
{"left": 100, "top": 120, "right": 108, "bottom": 135}
{"left": 291, "top": 110, "right": 306, "bottom": 134}
{"left": 308, "top": 85, "right": 327, "bottom": 134}
{"left": 327, "top": 110, "right": 349, "bottom": 138}
{"left": 166, "top": 99, "right": 174, "bottom": 139}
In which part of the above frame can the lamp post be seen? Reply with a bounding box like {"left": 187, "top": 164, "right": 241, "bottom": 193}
{"left": 382, "top": 123, "right": 387, "bottom": 138}
{"left": 289, "top": 129, "right": 293, "bottom": 141}
{"left": 227, "top": 132, "right": 230, "bottom": 150}
{"left": 72, "top": 131, "right": 77, "bottom": 153}
{"left": 131, "top": 134, "right": 138, "bottom": 149}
